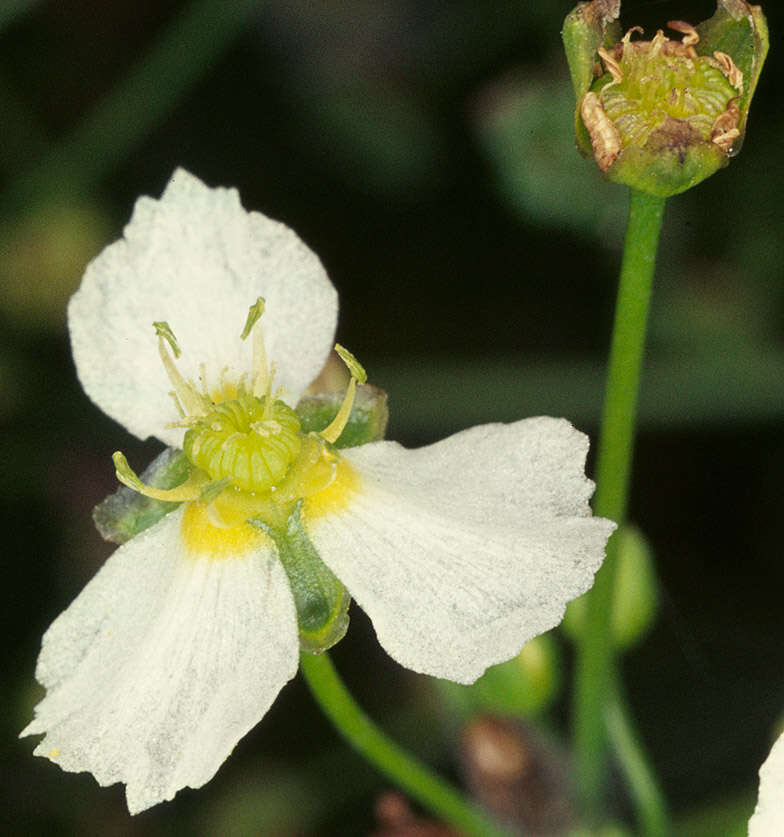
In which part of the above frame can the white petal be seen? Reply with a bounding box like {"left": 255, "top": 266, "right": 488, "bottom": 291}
{"left": 750, "top": 733, "right": 784, "bottom": 836}
{"left": 68, "top": 168, "right": 337, "bottom": 445}
{"left": 21, "top": 507, "right": 299, "bottom": 814}
{"left": 308, "top": 417, "right": 614, "bottom": 683}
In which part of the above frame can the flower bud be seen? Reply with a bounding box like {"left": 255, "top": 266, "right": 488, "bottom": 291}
{"left": 562, "top": 0, "right": 768, "bottom": 196}
{"left": 437, "top": 632, "right": 562, "bottom": 718}
{"left": 561, "top": 524, "right": 658, "bottom": 651}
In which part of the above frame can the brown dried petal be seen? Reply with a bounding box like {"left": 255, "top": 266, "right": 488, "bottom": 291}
{"left": 667, "top": 19, "right": 700, "bottom": 46}
{"left": 580, "top": 92, "right": 622, "bottom": 172}
{"left": 713, "top": 50, "right": 744, "bottom": 94}
{"left": 711, "top": 98, "right": 741, "bottom": 152}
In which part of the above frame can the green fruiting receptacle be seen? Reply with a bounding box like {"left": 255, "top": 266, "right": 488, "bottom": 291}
{"left": 562, "top": 0, "right": 768, "bottom": 196}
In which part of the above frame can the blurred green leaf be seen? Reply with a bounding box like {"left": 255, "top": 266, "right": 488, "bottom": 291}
{"left": 374, "top": 347, "right": 784, "bottom": 436}
{"left": 673, "top": 790, "right": 756, "bottom": 837}
{"left": 1, "top": 0, "right": 263, "bottom": 213}
{"left": 0, "top": 0, "right": 44, "bottom": 33}
{"left": 473, "top": 74, "right": 625, "bottom": 240}
{"left": 294, "top": 75, "right": 445, "bottom": 198}
{"left": 0, "top": 199, "right": 111, "bottom": 330}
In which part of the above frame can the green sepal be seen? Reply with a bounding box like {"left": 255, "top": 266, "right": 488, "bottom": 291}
{"left": 92, "top": 447, "right": 191, "bottom": 544}
{"left": 437, "top": 632, "right": 562, "bottom": 719}
{"left": 604, "top": 136, "right": 728, "bottom": 198}
{"left": 296, "top": 384, "right": 389, "bottom": 449}
{"left": 562, "top": 0, "right": 621, "bottom": 157}
{"left": 562, "top": 524, "right": 659, "bottom": 650}
{"left": 254, "top": 503, "right": 350, "bottom": 654}
{"left": 696, "top": 0, "right": 769, "bottom": 149}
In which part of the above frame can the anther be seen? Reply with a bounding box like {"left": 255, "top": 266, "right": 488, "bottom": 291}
{"left": 153, "top": 321, "right": 209, "bottom": 418}
{"left": 320, "top": 345, "right": 367, "bottom": 445}
{"left": 113, "top": 451, "right": 207, "bottom": 502}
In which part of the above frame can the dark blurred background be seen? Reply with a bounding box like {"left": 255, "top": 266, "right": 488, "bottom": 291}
{"left": 2, "top": 1, "right": 783, "bottom": 834}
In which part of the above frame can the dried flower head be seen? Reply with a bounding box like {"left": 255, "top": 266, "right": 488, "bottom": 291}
{"left": 563, "top": 0, "right": 768, "bottom": 196}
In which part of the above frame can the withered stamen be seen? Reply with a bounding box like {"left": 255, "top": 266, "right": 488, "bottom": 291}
{"left": 581, "top": 91, "right": 622, "bottom": 172}
{"left": 667, "top": 20, "right": 700, "bottom": 47}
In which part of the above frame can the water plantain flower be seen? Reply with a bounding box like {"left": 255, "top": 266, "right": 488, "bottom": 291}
{"left": 563, "top": 0, "right": 768, "bottom": 196}
{"left": 21, "top": 169, "right": 613, "bottom": 814}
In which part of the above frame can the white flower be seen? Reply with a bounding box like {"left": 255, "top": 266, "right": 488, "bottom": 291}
{"left": 21, "top": 168, "right": 614, "bottom": 814}
{"left": 750, "top": 732, "right": 784, "bottom": 836}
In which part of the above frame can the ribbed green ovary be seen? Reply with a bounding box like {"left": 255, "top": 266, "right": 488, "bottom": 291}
{"left": 601, "top": 54, "right": 737, "bottom": 146}
{"left": 184, "top": 394, "right": 302, "bottom": 492}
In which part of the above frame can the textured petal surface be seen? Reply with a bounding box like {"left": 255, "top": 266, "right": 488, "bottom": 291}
{"left": 68, "top": 168, "right": 337, "bottom": 446}
{"left": 309, "top": 417, "right": 614, "bottom": 683}
{"left": 21, "top": 507, "right": 299, "bottom": 814}
{"left": 750, "top": 733, "right": 784, "bottom": 836}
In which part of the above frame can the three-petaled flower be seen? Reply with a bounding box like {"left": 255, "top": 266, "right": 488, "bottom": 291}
{"left": 22, "top": 169, "right": 613, "bottom": 813}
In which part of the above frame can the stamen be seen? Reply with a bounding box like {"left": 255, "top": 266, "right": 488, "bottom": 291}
{"left": 153, "top": 321, "right": 180, "bottom": 357}
{"left": 667, "top": 20, "right": 699, "bottom": 47}
{"left": 236, "top": 372, "right": 249, "bottom": 398}
{"left": 218, "top": 366, "right": 231, "bottom": 401}
{"left": 199, "top": 362, "right": 209, "bottom": 399}
{"left": 713, "top": 51, "right": 743, "bottom": 94}
{"left": 199, "top": 477, "right": 233, "bottom": 505}
{"left": 239, "top": 296, "right": 271, "bottom": 398}
{"left": 335, "top": 344, "right": 367, "bottom": 383}
{"left": 113, "top": 451, "right": 208, "bottom": 501}
{"left": 252, "top": 325, "right": 270, "bottom": 399}
{"left": 168, "top": 390, "right": 186, "bottom": 419}
{"left": 240, "top": 297, "right": 266, "bottom": 340}
{"left": 320, "top": 344, "right": 367, "bottom": 445}
{"left": 598, "top": 46, "right": 623, "bottom": 86}
{"left": 153, "top": 322, "right": 208, "bottom": 418}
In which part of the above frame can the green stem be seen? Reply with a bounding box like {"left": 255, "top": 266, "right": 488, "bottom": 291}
{"left": 573, "top": 189, "right": 666, "bottom": 822}
{"left": 606, "top": 676, "right": 670, "bottom": 837}
{"left": 299, "top": 651, "right": 512, "bottom": 837}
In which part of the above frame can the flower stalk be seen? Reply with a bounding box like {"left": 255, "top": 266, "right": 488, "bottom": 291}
{"left": 606, "top": 673, "right": 670, "bottom": 837}
{"left": 299, "top": 651, "right": 512, "bottom": 837}
{"left": 573, "top": 188, "right": 666, "bottom": 821}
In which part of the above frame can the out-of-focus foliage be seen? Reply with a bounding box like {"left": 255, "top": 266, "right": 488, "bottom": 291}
{"left": 0, "top": 199, "right": 111, "bottom": 330}
{"left": 0, "top": 0, "right": 43, "bottom": 33}
{"left": 472, "top": 73, "right": 627, "bottom": 240}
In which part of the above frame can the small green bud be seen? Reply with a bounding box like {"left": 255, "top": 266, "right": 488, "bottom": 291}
{"left": 562, "top": 524, "right": 658, "bottom": 650}
{"left": 436, "top": 633, "right": 562, "bottom": 719}
{"left": 562, "top": 1, "right": 768, "bottom": 196}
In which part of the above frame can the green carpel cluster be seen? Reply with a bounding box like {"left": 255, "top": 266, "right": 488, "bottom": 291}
{"left": 598, "top": 46, "right": 739, "bottom": 148}
{"left": 184, "top": 394, "right": 302, "bottom": 492}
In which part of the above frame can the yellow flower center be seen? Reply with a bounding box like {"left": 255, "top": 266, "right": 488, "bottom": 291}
{"left": 180, "top": 502, "right": 270, "bottom": 559}
{"left": 113, "top": 298, "right": 366, "bottom": 559}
